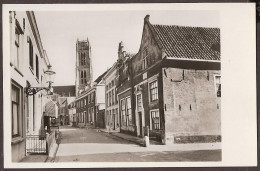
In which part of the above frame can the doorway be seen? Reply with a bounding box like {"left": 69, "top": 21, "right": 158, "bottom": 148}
{"left": 138, "top": 112, "right": 142, "bottom": 137}
{"left": 113, "top": 114, "right": 115, "bottom": 130}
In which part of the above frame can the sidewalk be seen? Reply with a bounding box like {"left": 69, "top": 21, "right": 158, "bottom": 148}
{"left": 99, "top": 128, "right": 163, "bottom": 146}
{"left": 19, "top": 154, "right": 48, "bottom": 163}
{"left": 99, "top": 128, "right": 221, "bottom": 151}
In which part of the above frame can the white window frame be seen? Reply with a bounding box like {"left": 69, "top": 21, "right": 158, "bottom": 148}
{"left": 120, "top": 98, "right": 126, "bottom": 126}
{"left": 150, "top": 109, "right": 160, "bottom": 130}
{"left": 214, "top": 74, "right": 221, "bottom": 97}
{"left": 148, "top": 79, "right": 158, "bottom": 103}
{"left": 126, "top": 96, "right": 132, "bottom": 126}
{"left": 11, "top": 83, "right": 22, "bottom": 138}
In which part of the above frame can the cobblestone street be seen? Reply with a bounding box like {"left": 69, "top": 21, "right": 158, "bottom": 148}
{"left": 53, "top": 126, "right": 221, "bottom": 162}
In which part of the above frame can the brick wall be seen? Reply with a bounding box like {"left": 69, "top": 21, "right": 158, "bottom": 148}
{"left": 162, "top": 67, "right": 221, "bottom": 144}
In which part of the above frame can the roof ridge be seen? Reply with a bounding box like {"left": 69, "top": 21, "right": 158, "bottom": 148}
{"left": 152, "top": 23, "right": 220, "bottom": 30}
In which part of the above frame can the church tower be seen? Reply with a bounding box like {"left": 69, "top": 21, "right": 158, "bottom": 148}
{"left": 75, "top": 38, "right": 93, "bottom": 96}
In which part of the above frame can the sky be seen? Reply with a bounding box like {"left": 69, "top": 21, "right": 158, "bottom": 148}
{"left": 35, "top": 10, "right": 219, "bottom": 86}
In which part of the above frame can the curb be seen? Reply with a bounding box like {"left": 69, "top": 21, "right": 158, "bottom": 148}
{"left": 45, "top": 143, "right": 60, "bottom": 162}
{"left": 98, "top": 129, "right": 144, "bottom": 146}
{"left": 111, "top": 133, "right": 144, "bottom": 146}
{"left": 99, "top": 129, "right": 162, "bottom": 146}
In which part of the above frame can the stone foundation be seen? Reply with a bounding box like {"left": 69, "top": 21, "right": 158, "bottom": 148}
{"left": 174, "top": 135, "right": 221, "bottom": 144}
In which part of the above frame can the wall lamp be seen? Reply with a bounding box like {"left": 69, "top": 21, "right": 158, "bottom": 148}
{"left": 25, "top": 65, "right": 56, "bottom": 96}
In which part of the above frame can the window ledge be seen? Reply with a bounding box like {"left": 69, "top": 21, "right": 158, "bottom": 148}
{"left": 12, "top": 137, "right": 24, "bottom": 145}
{"left": 149, "top": 99, "right": 159, "bottom": 104}
{"left": 29, "top": 66, "right": 34, "bottom": 75}
{"left": 14, "top": 67, "right": 24, "bottom": 77}
{"left": 35, "top": 77, "right": 39, "bottom": 83}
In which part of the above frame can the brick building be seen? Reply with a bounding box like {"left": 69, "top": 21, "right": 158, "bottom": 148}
{"left": 75, "top": 71, "right": 107, "bottom": 128}
{"left": 116, "top": 42, "right": 136, "bottom": 135}
{"left": 53, "top": 85, "right": 76, "bottom": 97}
{"left": 117, "top": 15, "right": 221, "bottom": 144}
{"left": 57, "top": 97, "right": 68, "bottom": 125}
{"left": 103, "top": 62, "right": 119, "bottom": 131}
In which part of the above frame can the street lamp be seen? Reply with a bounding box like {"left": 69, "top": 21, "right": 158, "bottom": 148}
{"left": 25, "top": 65, "right": 56, "bottom": 96}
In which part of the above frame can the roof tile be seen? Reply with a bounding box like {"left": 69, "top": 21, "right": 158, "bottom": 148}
{"left": 151, "top": 24, "right": 220, "bottom": 60}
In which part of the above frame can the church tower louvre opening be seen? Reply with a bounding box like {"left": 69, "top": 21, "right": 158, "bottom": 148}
{"left": 75, "top": 38, "right": 93, "bottom": 96}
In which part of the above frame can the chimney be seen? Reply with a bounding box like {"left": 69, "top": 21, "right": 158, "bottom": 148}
{"left": 144, "top": 15, "right": 150, "bottom": 22}
{"left": 118, "top": 41, "right": 125, "bottom": 59}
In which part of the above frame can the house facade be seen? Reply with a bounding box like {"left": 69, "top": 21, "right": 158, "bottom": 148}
{"left": 68, "top": 101, "right": 76, "bottom": 125}
{"left": 103, "top": 62, "right": 119, "bottom": 131}
{"left": 44, "top": 100, "right": 58, "bottom": 119}
{"left": 130, "top": 15, "right": 221, "bottom": 144}
{"left": 9, "top": 11, "right": 53, "bottom": 162}
{"left": 116, "top": 42, "right": 136, "bottom": 135}
{"left": 115, "top": 15, "right": 221, "bottom": 144}
{"left": 57, "top": 97, "right": 68, "bottom": 125}
{"left": 75, "top": 70, "right": 107, "bottom": 128}
{"left": 76, "top": 88, "right": 96, "bottom": 127}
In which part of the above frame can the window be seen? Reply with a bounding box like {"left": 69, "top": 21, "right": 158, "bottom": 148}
{"left": 149, "top": 80, "right": 158, "bottom": 101}
{"left": 36, "top": 55, "right": 39, "bottom": 79}
{"left": 121, "top": 99, "right": 126, "bottom": 126}
{"left": 142, "top": 48, "right": 149, "bottom": 70}
{"left": 88, "top": 95, "right": 91, "bottom": 104}
{"left": 111, "top": 89, "right": 114, "bottom": 105}
{"left": 12, "top": 85, "right": 21, "bottom": 138}
{"left": 91, "top": 107, "right": 94, "bottom": 122}
{"left": 120, "top": 97, "right": 132, "bottom": 126}
{"left": 91, "top": 92, "right": 94, "bottom": 103}
{"left": 81, "top": 53, "right": 86, "bottom": 66}
{"left": 13, "top": 19, "right": 23, "bottom": 69}
{"left": 81, "top": 53, "right": 84, "bottom": 65}
{"left": 80, "top": 71, "right": 83, "bottom": 84}
{"left": 88, "top": 108, "right": 91, "bottom": 123}
{"left": 84, "top": 99, "right": 87, "bottom": 106}
{"left": 150, "top": 110, "right": 160, "bottom": 130}
{"left": 29, "top": 38, "right": 34, "bottom": 69}
{"left": 215, "top": 76, "right": 221, "bottom": 97}
{"left": 106, "top": 93, "right": 109, "bottom": 106}
{"left": 126, "top": 97, "right": 132, "bottom": 125}
{"left": 109, "top": 92, "right": 111, "bottom": 106}
{"left": 14, "top": 29, "right": 20, "bottom": 68}
{"left": 111, "top": 80, "right": 114, "bottom": 87}
{"left": 137, "top": 94, "right": 142, "bottom": 111}
{"left": 107, "top": 111, "right": 110, "bottom": 125}
{"left": 115, "top": 89, "right": 118, "bottom": 104}
{"left": 84, "top": 71, "right": 87, "bottom": 84}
